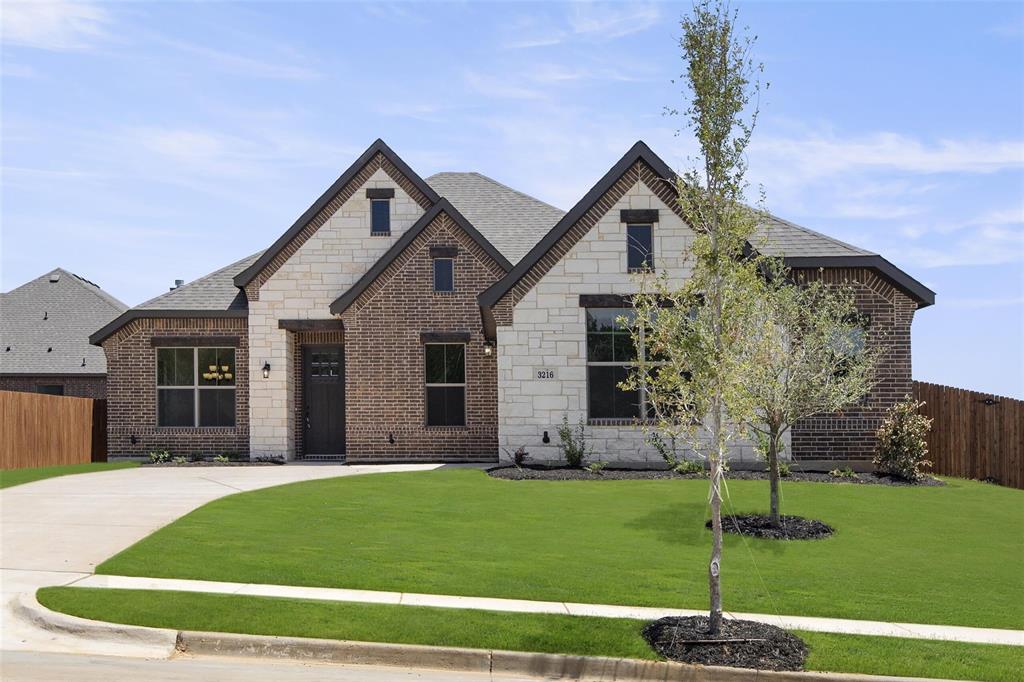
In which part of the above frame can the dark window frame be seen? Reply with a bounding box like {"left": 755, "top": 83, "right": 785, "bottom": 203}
{"left": 626, "top": 223, "right": 654, "bottom": 272}
{"left": 433, "top": 257, "right": 454, "bottom": 292}
{"left": 424, "top": 343, "right": 466, "bottom": 427}
{"left": 156, "top": 346, "right": 236, "bottom": 428}
{"left": 585, "top": 308, "right": 663, "bottom": 421}
{"left": 370, "top": 198, "right": 391, "bottom": 236}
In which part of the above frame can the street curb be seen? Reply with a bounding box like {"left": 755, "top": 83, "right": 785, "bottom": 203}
{"left": 176, "top": 630, "right": 952, "bottom": 682}
{"left": 12, "top": 593, "right": 178, "bottom": 652}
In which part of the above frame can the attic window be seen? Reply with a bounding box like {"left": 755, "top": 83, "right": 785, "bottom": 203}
{"left": 433, "top": 258, "right": 454, "bottom": 293}
{"left": 49, "top": 272, "right": 61, "bottom": 283}
{"left": 367, "top": 188, "right": 394, "bottom": 237}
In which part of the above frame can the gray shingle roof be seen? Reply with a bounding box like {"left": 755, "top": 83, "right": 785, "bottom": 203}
{"left": 1, "top": 269, "right": 128, "bottom": 375}
{"left": 754, "top": 213, "right": 876, "bottom": 258}
{"left": 427, "top": 172, "right": 565, "bottom": 264}
{"left": 136, "top": 251, "right": 263, "bottom": 311}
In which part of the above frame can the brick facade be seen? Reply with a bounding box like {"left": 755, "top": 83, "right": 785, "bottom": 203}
{"left": 790, "top": 267, "right": 918, "bottom": 462}
{"left": 339, "top": 212, "right": 505, "bottom": 462}
{"left": 0, "top": 375, "right": 107, "bottom": 398}
{"left": 101, "top": 317, "right": 249, "bottom": 457}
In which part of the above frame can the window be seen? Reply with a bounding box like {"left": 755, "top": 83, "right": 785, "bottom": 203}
{"left": 425, "top": 344, "right": 465, "bottom": 426}
{"left": 36, "top": 384, "right": 64, "bottom": 396}
{"left": 371, "top": 199, "right": 390, "bottom": 235}
{"left": 433, "top": 258, "right": 454, "bottom": 292}
{"left": 157, "top": 347, "right": 236, "bottom": 427}
{"left": 586, "top": 308, "right": 664, "bottom": 420}
{"left": 626, "top": 224, "right": 653, "bottom": 271}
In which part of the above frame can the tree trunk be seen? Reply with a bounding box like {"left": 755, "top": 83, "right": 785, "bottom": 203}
{"left": 768, "top": 429, "right": 781, "bottom": 526}
{"left": 707, "top": 403, "right": 724, "bottom": 635}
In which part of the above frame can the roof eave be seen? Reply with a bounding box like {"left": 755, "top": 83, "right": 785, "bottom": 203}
{"left": 89, "top": 309, "right": 249, "bottom": 346}
{"left": 233, "top": 139, "right": 441, "bottom": 289}
{"left": 784, "top": 255, "right": 936, "bottom": 308}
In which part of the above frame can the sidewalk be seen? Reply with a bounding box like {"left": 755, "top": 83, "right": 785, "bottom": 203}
{"left": 68, "top": 573, "right": 1024, "bottom": 647}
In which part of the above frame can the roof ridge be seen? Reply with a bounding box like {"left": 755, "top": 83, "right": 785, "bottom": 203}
{"left": 136, "top": 250, "right": 264, "bottom": 309}
{"left": 762, "top": 212, "right": 876, "bottom": 256}
{"left": 2, "top": 267, "right": 128, "bottom": 312}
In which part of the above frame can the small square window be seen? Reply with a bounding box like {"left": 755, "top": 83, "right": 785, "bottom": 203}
{"left": 627, "top": 224, "right": 653, "bottom": 271}
{"left": 433, "top": 258, "right": 454, "bottom": 292}
{"left": 371, "top": 199, "right": 390, "bottom": 235}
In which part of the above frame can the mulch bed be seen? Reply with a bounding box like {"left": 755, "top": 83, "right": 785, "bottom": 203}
{"left": 488, "top": 466, "right": 943, "bottom": 486}
{"left": 142, "top": 460, "right": 283, "bottom": 467}
{"left": 643, "top": 616, "right": 807, "bottom": 671}
{"left": 709, "top": 514, "right": 834, "bottom": 540}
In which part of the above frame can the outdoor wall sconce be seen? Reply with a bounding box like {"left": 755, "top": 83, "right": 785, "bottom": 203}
{"left": 262, "top": 362, "right": 271, "bottom": 379}
{"left": 483, "top": 340, "right": 495, "bottom": 357}
{"left": 387, "top": 433, "right": 396, "bottom": 445}
{"left": 542, "top": 431, "right": 550, "bottom": 444}
{"left": 129, "top": 435, "right": 138, "bottom": 445}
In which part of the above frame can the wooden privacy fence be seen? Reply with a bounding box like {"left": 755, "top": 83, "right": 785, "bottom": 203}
{"left": 0, "top": 390, "right": 107, "bottom": 470}
{"left": 913, "top": 381, "right": 1023, "bottom": 490}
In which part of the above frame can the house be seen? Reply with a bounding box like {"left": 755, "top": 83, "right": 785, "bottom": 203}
{"left": 2, "top": 269, "right": 128, "bottom": 397}
{"left": 90, "top": 139, "right": 934, "bottom": 465}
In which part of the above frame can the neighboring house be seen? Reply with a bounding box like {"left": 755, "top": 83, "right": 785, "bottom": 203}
{"left": 91, "top": 139, "right": 934, "bottom": 465}
{"left": 1, "top": 269, "right": 128, "bottom": 398}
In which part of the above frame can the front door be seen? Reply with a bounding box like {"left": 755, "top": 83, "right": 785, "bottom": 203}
{"left": 303, "top": 345, "right": 345, "bottom": 455}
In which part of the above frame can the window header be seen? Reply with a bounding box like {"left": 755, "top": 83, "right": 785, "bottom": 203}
{"left": 620, "top": 209, "right": 659, "bottom": 223}
{"left": 366, "top": 188, "right": 395, "bottom": 199}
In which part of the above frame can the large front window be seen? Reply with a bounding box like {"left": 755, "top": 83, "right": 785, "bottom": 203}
{"left": 156, "top": 347, "right": 236, "bottom": 427}
{"left": 586, "top": 308, "right": 662, "bottom": 420}
{"left": 425, "top": 343, "right": 465, "bottom": 426}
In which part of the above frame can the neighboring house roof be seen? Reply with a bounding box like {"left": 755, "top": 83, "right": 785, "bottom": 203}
{"left": 427, "top": 172, "right": 565, "bottom": 264}
{"left": 329, "top": 199, "right": 512, "bottom": 316}
{"left": 480, "top": 141, "right": 935, "bottom": 310}
{"left": 1, "top": 268, "right": 128, "bottom": 375}
{"left": 233, "top": 139, "right": 441, "bottom": 289}
{"left": 88, "top": 252, "right": 261, "bottom": 345}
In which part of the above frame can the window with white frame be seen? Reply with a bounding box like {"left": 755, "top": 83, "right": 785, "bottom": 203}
{"left": 424, "top": 343, "right": 465, "bottom": 426}
{"left": 156, "top": 347, "right": 236, "bottom": 427}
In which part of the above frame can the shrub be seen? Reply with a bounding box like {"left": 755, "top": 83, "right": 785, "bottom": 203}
{"left": 647, "top": 431, "right": 683, "bottom": 467}
{"left": 148, "top": 450, "right": 171, "bottom": 464}
{"left": 778, "top": 461, "right": 792, "bottom": 478}
{"left": 829, "top": 466, "right": 857, "bottom": 479}
{"left": 673, "top": 459, "right": 705, "bottom": 475}
{"left": 874, "top": 396, "right": 933, "bottom": 481}
{"left": 172, "top": 456, "right": 187, "bottom": 464}
{"left": 213, "top": 454, "right": 230, "bottom": 464}
{"left": 585, "top": 461, "right": 607, "bottom": 475}
{"left": 503, "top": 446, "right": 529, "bottom": 468}
{"left": 556, "top": 416, "right": 592, "bottom": 468}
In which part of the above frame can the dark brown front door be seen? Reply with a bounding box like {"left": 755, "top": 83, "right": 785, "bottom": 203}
{"left": 303, "top": 345, "right": 345, "bottom": 455}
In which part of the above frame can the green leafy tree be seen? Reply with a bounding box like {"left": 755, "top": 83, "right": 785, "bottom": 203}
{"left": 623, "top": 0, "right": 765, "bottom": 634}
{"left": 740, "top": 259, "right": 879, "bottom": 525}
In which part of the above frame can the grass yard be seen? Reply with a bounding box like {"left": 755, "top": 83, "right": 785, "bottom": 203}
{"left": 97, "top": 468, "right": 1024, "bottom": 629}
{"left": 0, "top": 461, "right": 138, "bottom": 489}
{"left": 38, "top": 587, "right": 1024, "bottom": 681}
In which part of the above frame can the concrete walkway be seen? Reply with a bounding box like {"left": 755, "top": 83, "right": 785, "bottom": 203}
{"left": 0, "top": 463, "right": 442, "bottom": 655}
{"left": 67, "top": 574, "right": 1024, "bottom": 647}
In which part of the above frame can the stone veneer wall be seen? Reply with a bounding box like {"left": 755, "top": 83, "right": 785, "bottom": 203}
{"left": 496, "top": 174, "right": 770, "bottom": 464}
{"left": 789, "top": 267, "right": 918, "bottom": 463}
{"left": 101, "top": 317, "right": 249, "bottom": 457}
{"left": 340, "top": 213, "right": 504, "bottom": 462}
{"left": 248, "top": 167, "right": 427, "bottom": 458}
{"left": 0, "top": 375, "right": 107, "bottom": 398}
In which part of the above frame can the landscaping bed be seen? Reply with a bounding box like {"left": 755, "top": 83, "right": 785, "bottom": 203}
{"left": 642, "top": 615, "right": 808, "bottom": 671}
{"left": 710, "top": 514, "right": 834, "bottom": 540}
{"left": 141, "top": 460, "right": 280, "bottom": 467}
{"left": 489, "top": 465, "right": 944, "bottom": 486}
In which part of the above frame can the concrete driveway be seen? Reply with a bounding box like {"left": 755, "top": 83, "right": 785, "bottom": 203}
{"left": 0, "top": 463, "right": 440, "bottom": 655}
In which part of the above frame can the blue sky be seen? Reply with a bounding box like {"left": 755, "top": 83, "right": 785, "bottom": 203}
{"left": 2, "top": 1, "right": 1022, "bottom": 397}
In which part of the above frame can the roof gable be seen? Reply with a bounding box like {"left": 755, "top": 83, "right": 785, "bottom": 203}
{"left": 329, "top": 199, "right": 512, "bottom": 316}
{"left": 234, "top": 139, "right": 440, "bottom": 291}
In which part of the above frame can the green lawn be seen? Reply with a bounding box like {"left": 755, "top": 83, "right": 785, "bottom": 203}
{"left": 97, "top": 468, "right": 1024, "bottom": 629}
{"left": 37, "top": 587, "right": 1024, "bottom": 681}
{"left": 0, "top": 461, "right": 138, "bottom": 489}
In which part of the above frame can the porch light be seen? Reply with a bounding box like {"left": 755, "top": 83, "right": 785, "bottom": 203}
{"left": 262, "top": 362, "right": 271, "bottom": 379}
{"left": 483, "top": 340, "right": 495, "bottom": 357}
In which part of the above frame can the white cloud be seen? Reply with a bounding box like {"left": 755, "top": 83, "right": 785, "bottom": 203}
{"left": 505, "top": 2, "right": 662, "bottom": 49}
{"left": 1, "top": 0, "right": 109, "bottom": 50}
{"left": 158, "top": 38, "right": 320, "bottom": 81}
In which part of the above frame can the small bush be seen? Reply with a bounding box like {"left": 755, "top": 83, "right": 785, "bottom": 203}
{"left": 172, "top": 456, "right": 187, "bottom": 464}
{"left": 829, "top": 467, "right": 858, "bottom": 479}
{"left": 874, "top": 396, "right": 933, "bottom": 481}
{"left": 673, "top": 459, "right": 704, "bottom": 475}
{"left": 148, "top": 450, "right": 171, "bottom": 464}
{"left": 647, "top": 431, "right": 683, "bottom": 467}
{"left": 504, "top": 446, "right": 529, "bottom": 468}
{"left": 778, "top": 461, "right": 792, "bottom": 478}
{"left": 585, "top": 461, "right": 607, "bottom": 475}
{"left": 557, "top": 416, "right": 592, "bottom": 468}
{"left": 213, "top": 454, "right": 230, "bottom": 464}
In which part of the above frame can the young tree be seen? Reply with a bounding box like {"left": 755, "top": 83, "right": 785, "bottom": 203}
{"left": 741, "top": 260, "right": 879, "bottom": 526}
{"left": 623, "top": 0, "right": 764, "bottom": 635}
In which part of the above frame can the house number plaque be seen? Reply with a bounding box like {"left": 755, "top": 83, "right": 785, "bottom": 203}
{"left": 535, "top": 368, "right": 556, "bottom": 380}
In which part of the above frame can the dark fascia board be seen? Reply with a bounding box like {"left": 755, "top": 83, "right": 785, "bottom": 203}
{"left": 234, "top": 139, "right": 442, "bottom": 289}
{"left": 329, "top": 199, "right": 513, "bottom": 316}
{"left": 89, "top": 309, "right": 248, "bottom": 346}
{"left": 479, "top": 141, "right": 675, "bottom": 309}
{"left": 278, "top": 319, "right": 345, "bottom": 332}
{"left": 785, "top": 255, "right": 935, "bottom": 308}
